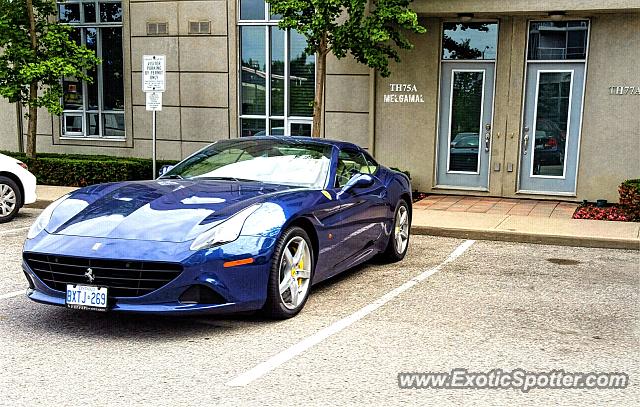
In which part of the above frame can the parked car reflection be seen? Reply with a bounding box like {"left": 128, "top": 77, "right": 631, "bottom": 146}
{"left": 449, "top": 132, "right": 479, "bottom": 172}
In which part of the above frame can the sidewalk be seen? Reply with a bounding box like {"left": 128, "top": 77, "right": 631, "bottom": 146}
{"left": 27, "top": 186, "right": 639, "bottom": 250}
{"left": 412, "top": 195, "right": 639, "bottom": 250}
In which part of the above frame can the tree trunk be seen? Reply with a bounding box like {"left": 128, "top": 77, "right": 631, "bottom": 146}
{"left": 312, "top": 39, "right": 328, "bottom": 138}
{"left": 25, "top": 0, "right": 38, "bottom": 158}
{"left": 26, "top": 82, "right": 38, "bottom": 158}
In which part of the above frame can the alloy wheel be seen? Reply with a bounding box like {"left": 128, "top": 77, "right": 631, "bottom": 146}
{"left": 394, "top": 205, "right": 409, "bottom": 254}
{"left": 0, "top": 183, "right": 16, "bottom": 218}
{"left": 278, "top": 236, "right": 312, "bottom": 310}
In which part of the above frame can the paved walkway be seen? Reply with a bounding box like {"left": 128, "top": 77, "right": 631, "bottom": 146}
{"left": 415, "top": 195, "right": 578, "bottom": 218}
{"left": 412, "top": 195, "right": 638, "bottom": 250}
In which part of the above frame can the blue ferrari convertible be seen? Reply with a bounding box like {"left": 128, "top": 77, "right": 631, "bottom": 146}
{"left": 22, "top": 137, "right": 412, "bottom": 318}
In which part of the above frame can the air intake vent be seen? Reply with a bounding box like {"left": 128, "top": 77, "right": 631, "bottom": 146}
{"left": 189, "top": 21, "right": 211, "bottom": 35}
{"left": 147, "top": 22, "right": 168, "bottom": 36}
{"left": 24, "top": 253, "right": 183, "bottom": 298}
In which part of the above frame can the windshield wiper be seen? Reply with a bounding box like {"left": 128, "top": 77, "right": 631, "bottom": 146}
{"left": 199, "top": 176, "right": 259, "bottom": 183}
{"left": 161, "top": 174, "right": 184, "bottom": 179}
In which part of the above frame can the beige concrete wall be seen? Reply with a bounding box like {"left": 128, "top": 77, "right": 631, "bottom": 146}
{"left": 0, "top": 100, "right": 19, "bottom": 152}
{"left": 413, "top": 0, "right": 640, "bottom": 14}
{"left": 324, "top": 53, "right": 371, "bottom": 147}
{"left": 373, "top": 17, "right": 440, "bottom": 192}
{"left": 575, "top": 13, "right": 640, "bottom": 202}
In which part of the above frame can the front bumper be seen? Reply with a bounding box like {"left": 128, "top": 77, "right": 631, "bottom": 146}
{"left": 22, "top": 233, "right": 277, "bottom": 315}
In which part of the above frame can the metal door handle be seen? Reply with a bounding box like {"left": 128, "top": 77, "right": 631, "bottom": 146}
{"left": 523, "top": 134, "right": 530, "bottom": 155}
{"left": 484, "top": 124, "right": 491, "bottom": 152}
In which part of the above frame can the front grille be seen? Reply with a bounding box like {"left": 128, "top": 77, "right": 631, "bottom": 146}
{"left": 24, "top": 253, "right": 183, "bottom": 298}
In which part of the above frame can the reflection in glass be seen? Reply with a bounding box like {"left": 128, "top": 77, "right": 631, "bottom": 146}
{"left": 99, "top": 2, "right": 122, "bottom": 23}
{"left": 240, "top": 0, "right": 266, "bottom": 20}
{"left": 63, "top": 77, "right": 83, "bottom": 110}
{"left": 271, "top": 28, "right": 285, "bottom": 116}
{"left": 58, "top": 4, "right": 80, "bottom": 23}
{"left": 64, "top": 115, "right": 83, "bottom": 133}
{"left": 103, "top": 113, "right": 125, "bottom": 137}
{"left": 87, "top": 113, "right": 100, "bottom": 136}
{"left": 532, "top": 72, "right": 571, "bottom": 176}
{"left": 85, "top": 28, "right": 99, "bottom": 110}
{"left": 442, "top": 23, "right": 498, "bottom": 60}
{"left": 241, "top": 118, "right": 266, "bottom": 137}
{"left": 449, "top": 71, "right": 484, "bottom": 172}
{"left": 101, "top": 28, "right": 124, "bottom": 110}
{"left": 241, "top": 26, "right": 266, "bottom": 115}
{"left": 290, "top": 123, "right": 311, "bottom": 137}
{"left": 289, "top": 30, "right": 315, "bottom": 116}
{"left": 528, "top": 21, "right": 588, "bottom": 60}
{"left": 84, "top": 3, "right": 96, "bottom": 23}
{"left": 270, "top": 120, "right": 285, "bottom": 135}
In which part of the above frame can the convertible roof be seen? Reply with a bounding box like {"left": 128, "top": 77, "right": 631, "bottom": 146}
{"left": 241, "top": 136, "right": 363, "bottom": 151}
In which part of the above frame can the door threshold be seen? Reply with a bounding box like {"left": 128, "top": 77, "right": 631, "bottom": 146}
{"left": 433, "top": 185, "right": 489, "bottom": 192}
{"left": 516, "top": 189, "right": 576, "bottom": 197}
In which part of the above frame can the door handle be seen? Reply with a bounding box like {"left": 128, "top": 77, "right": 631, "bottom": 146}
{"left": 523, "top": 126, "right": 530, "bottom": 155}
{"left": 484, "top": 124, "right": 491, "bottom": 152}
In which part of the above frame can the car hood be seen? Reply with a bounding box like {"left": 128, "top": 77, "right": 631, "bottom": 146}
{"left": 46, "top": 180, "right": 297, "bottom": 242}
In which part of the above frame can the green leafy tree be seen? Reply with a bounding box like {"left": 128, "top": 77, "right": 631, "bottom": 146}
{"left": 267, "top": 0, "right": 426, "bottom": 138}
{"left": 0, "top": 0, "right": 100, "bottom": 157}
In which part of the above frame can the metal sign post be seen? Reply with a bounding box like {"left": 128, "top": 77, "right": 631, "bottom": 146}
{"left": 142, "top": 55, "right": 166, "bottom": 178}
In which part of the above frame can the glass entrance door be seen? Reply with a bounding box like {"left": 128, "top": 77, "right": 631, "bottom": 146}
{"left": 436, "top": 22, "right": 498, "bottom": 190}
{"left": 437, "top": 63, "right": 495, "bottom": 189}
{"left": 518, "top": 21, "right": 589, "bottom": 194}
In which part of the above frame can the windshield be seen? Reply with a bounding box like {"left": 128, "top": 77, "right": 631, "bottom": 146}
{"left": 164, "top": 139, "right": 333, "bottom": 188}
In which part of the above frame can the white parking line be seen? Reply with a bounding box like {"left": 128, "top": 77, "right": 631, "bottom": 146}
{"left": 0, "top": 290, "right": 25, "bottom": 300}
{"left": 0, "top": 226, "right": 29, "bottom": 236}
{"left": 226, "top": 239, "right": 476, "bottom": 387}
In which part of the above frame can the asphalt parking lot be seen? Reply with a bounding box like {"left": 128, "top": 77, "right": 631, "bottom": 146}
{"left": 0, "top": 208, "right": 638, "bottom": 406}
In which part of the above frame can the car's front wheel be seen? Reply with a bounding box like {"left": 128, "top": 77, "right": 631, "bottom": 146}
{"left": 264, "top": 226, "right": 314, "bottom": 319}
{"left": 0, "top": 176, "right": 21, "bottom": 223}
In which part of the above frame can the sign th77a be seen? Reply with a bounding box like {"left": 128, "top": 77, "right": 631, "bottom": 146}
{"left": 142, "top": 55, "right": 166, "bottom": 92}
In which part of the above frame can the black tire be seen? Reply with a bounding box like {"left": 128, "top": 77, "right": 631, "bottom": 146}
{"left": 0, "top": 176, "right": 21, "bottom": 224}
{"left": 379, "top": 199, "right": 411, "bottom": 263}
{"left": 263, "top": 226, "right": 314, "bottom": 319}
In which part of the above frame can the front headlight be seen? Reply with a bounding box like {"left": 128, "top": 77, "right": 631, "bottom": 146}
{"left": 27, "top": 195, "right": 68, "bottom": 239}
{"left": 190, "top": 204, "right": 261, "bottom": 251}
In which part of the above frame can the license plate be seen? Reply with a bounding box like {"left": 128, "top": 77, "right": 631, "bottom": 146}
{"left": 66, "top": 284, "right": 108, "bottom": 311}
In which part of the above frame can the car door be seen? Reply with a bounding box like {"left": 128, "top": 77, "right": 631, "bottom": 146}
{"left": 332, "top": 149, "right": 387, "bottom": 269}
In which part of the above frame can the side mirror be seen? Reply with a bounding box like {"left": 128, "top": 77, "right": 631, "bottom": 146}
{"left": 159, "top": 165, "right": 175, "bottom": 177}
{"left": 339, "top": 173, "right": 374, "bottom": 197}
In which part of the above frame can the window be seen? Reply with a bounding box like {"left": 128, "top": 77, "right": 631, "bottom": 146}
{"left": 238, "top": 1, "right": 315, "bottom": 137}
{"left": 442, "top": 23, "right": 498, "bottom": 60}
{"left": 335, "top": 150, "right": 373, "bottom": 188}
{"left": 528, "top": 21, "right": 588, "bottom": 60}
{"left": 59, "top": 1, "right": 125, "bottom": 139}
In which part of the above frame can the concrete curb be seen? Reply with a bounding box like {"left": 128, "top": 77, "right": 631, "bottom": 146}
{"left": 412, "top": 226, "right": 640, "bottom": 251}
{"left": 25, "top": 200, "right": 55, "bottom": 210}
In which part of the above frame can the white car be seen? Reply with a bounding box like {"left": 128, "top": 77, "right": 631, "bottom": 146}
{"left": 0, "top": 153, "right": 37, "bottom": 222}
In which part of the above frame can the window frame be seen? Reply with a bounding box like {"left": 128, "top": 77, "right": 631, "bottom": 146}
{"left": 58, "top": 0, "right": 125, "bottom": 140}
{"left": 237, "top": 1, "right": 315, "bottom": 137}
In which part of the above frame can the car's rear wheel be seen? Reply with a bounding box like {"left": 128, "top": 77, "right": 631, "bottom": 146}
{"left": 264, "top": 226, "right": 314, "bottom": 319}
{"left": 379, "top": 200, "right": 410, "bottom": 263}
{"left": 0, "top": 176, "right": 21, "bottom": 223}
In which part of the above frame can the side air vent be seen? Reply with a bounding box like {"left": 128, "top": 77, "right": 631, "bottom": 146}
{"left": 147, "top": 22, "right": 168, "bottom": 36}
{"left": 189, "top": 21, "right": 211, "bottom": 35}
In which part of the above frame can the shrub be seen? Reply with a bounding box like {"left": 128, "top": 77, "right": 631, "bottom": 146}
{"left": 573, "top": 205, "right": 630, "bottom": 222}
{"left": 1, "top": 151, "right": 178, "bottom": 187}
{"left": 619, "top": 179, "right": 640, "bottom": 221}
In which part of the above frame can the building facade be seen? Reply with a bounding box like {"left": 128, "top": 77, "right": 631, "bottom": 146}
{"left": 0, "top": 0, "right": 639, "bottom": 202}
